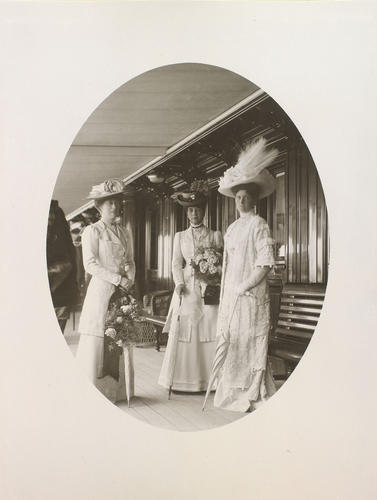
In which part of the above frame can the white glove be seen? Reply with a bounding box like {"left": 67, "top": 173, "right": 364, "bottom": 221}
{"left": 119, "top": 277, "right": 132, "bottom": 291}
{"left": 175, "top": 283, "right": 185, "bottom": 296}
{"left": 235, "top": 283, "right": 249, "bottom": 296}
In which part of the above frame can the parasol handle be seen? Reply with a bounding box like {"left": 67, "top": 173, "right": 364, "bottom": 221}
{"left": 168, "top": 294, "right": 183, "bottom": 399}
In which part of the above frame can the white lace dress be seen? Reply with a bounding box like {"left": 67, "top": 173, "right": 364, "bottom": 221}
{"left": 158, "top": 225, "right": 223, "bottom": 392}
{"left": 214, "top": 212, "right": 276, "bottom": 412}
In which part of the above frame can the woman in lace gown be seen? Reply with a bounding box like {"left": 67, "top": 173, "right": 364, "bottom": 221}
{"left": 158, "top": 191, "right": 223, "bottom": 392}
{"left": 75, "top": 179, "right": 135, "bottom": 403}
{"left": 213, "top": 138, "right": 278, "bottom": 412}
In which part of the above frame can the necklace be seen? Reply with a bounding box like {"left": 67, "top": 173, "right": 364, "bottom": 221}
{"left": 191, "top": 225, "right": 207, "bottom": 249}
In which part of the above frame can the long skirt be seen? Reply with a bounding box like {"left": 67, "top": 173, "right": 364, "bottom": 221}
{"left": 158, "top": 324, "right": 216, "bottom": 392}
{"left": 75, "top": 334, "right": 129, "bottom": 403}
{"left": 213, "top": 362, "right": 276, "bottom": 412}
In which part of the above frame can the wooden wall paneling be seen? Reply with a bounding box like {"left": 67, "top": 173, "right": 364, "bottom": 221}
{"left": 287, "top": 143, "right": 297, "bottom": 282}
{"left": 216, "top": 193, "right": 223, "bottom": 234}
{"left": 228, "top": 195, "right": 236, "bottom": 225}
{"left": 258, "top": 197, "right": 268, "bottom": 221}
{"left": 167, "top": 198, "right": 176, "bottom": 290}
{"left": 300, "top": 146, "right": 309, "bottom": 283}
{"left": 175, "top": 204, "right": 183, "bottom": 232}
{"left": 157, "top": 200, "right": 164, "bottom": 285}
{"left": 266, "top": 187, "right": 273, "bottom": 231}
{"left": 135, "top": 201, "right": 146, "bottom": 297}
{"left": 296, "top": 142, "right": 302, "bottom": 281}
{"left": 283, "top": 166, "right": 289, "bottom": 284}
{"left": 308, "top": 157, "right": 318, "bottom": 283}
{"left": 144, "top": 206, "right": 151, "bottom": 286}
{"left": 317, "top": 176, "right": 327, "bottom": 283}
{"left": 209, "top": 189, "right": 217, "bottom": 231}
{"left": 163, "top": 199, "right": 170, "bottom": 288}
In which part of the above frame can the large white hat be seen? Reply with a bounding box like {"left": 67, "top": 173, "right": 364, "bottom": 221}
{"left": 86, "top": 179, "right": 125, "bottom": 200}
{"left": 218, "top": 137, "right": 279, "bottom": 199}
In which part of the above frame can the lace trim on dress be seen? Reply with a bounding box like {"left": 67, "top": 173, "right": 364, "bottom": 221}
{"left": 255, "top": 236, "right": 275, "bottom": 252}
{"left": 255, "top": 241, "right": 275, "bottom": 267}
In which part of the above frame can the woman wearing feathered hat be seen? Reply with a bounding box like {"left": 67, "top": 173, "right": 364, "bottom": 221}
{"left": 158, "top": 182, "right": 223, "bottom": 393}
{"left": 75, "top": 179, "right": 135, "bottom": 402}
{"left": 208, "top": 137, "right": 277, "bottom": 412}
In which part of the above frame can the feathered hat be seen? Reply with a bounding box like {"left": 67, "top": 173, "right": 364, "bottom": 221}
{"left": 86, "top": 179, "right": 125, "bottom": 200}
{"left": 218, "top": 137, "right": 279, "bottom": 199}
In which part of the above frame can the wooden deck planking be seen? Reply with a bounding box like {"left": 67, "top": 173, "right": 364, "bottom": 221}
{"left": 129, "top": 348, "right": 244, "bottom": 430}
{"left": 65, "top": 326, "right": 245, "bottom": 431}
{"left": 131, "top": 372, "right": 202, "bottom": 431}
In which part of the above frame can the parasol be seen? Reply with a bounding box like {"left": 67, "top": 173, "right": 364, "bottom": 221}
{"left": 202, "top": 295, "right": 239, "bottom": 411}
{"left": 165, "top": 295, "right": 182, "bottom": 399}
{"left": 122, "top": 344, "right": 135, "bottom": 408}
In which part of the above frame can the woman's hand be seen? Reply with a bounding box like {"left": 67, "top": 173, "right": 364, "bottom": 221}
{"left": 174, "top": 283, "right": 185, "bottom": 296}
{"left": 235, "top": 283, "right": 248, "bottom": 296}
{"left": 119, "top": 277, "right": 132, "bottom": 291}
{"left": 235, "top": 267, "right": 272, "bottom": 296}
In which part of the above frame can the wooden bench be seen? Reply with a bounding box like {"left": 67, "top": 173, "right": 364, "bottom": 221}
{"left": 142, "top": 290, "right": 172, "bottom": 351}
{"left": 268, "top": 284, "right": 326, "bottom": 380}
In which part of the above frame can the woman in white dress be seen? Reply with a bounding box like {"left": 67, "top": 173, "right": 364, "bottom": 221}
{"left": 213, "top": 138, "right": 278, "bottom": 412}
{"left": 158, "top": 190, "right": 223, "bottom": 392}
{"left": 76, "top": 179, "right": 135, "bottom": 402}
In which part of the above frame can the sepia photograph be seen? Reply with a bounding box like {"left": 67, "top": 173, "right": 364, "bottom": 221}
{"left": 50, "top": 63, "right": 328, "bottom": 431}
{"left": 2, "top": 2, "right": 376, "bottom": 499}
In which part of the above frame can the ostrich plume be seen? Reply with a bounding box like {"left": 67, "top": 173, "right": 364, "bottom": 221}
{"left": 236, "top": 137, "right": 279, "bottom": 176}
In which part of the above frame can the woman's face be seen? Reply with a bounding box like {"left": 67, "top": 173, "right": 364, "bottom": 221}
{"left": 235, "top": 189, "right": 256, "bottom": 214}
{"left": 98, "top": 198, "right": 120, "bottom": 221}
{"left": 187, "top": 206, "right": 204, "bottom": 225}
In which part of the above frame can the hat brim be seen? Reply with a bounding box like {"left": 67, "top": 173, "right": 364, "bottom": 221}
{"left": 86, "top": 191, "right": 124, "bottom": 201}
{"left": 218, "top": 170, "right": 276, "bottom": 199}
{"left": 171, "top": 192, "right": 207, "bottom": 207}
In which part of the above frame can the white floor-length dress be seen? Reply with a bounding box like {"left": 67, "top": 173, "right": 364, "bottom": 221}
{"left": 214, "top": 212, "right": 276, "bottom": 412}
{"left": 158, "top": 225, "right": 223, "bottom": 392}
{"left": 75, "top": 219, "right": 135, "bottom": 403}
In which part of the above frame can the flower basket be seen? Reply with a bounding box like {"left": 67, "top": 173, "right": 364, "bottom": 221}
{"left": 102, "top": 287, "right": 146, "bottom": 380}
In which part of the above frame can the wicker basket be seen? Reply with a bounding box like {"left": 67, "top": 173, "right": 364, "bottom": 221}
{"left": 133, "top": 319, "right": 157, "bottom": 347}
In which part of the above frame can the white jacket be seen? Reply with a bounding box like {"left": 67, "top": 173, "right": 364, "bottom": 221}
{"left": 78, "top": 220, "right": 135, "bottom": 336}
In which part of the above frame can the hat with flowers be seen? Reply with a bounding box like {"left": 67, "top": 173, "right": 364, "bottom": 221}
{"left": 86, "top": 179, "right": 126, "bottom": 200}
{"left": 171, "top": 179, "right": 209, "bottom": 207}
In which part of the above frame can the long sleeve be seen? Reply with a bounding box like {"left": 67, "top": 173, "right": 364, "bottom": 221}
{"left": 171, "top": 232, "right": 185, "bottom": 285}
{"left": 81, "top": 226, "right": 122, "bottom": 286}
{"left": 123, "top": 228, "right": 136, "bottom": 284}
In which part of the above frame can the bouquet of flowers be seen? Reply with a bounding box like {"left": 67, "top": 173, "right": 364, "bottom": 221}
{"left": 104, "top": 288, "right": 143, "bottom": 352}
{"left": 190, "top": 246, "right": 222, "bottom": 284}
{"left": 190, "top": 247, "right": 223, "bottom": 304}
